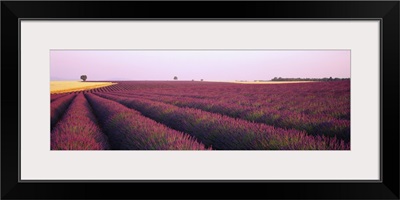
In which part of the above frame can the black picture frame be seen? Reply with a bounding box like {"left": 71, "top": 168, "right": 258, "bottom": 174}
{"left": 2, "top": 1, "right": 399, "bottom": 199}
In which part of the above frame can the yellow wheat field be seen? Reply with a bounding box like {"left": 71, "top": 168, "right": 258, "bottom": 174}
{"left": 50, "top": 81, "right": 116, "bottom": 94}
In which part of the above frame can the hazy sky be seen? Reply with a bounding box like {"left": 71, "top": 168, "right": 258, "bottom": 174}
{"left": 50, "top": 50, "right": 350, "bottom": 81}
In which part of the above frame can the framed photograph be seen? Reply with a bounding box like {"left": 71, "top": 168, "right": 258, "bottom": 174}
{"left": 2, "top": 1, "right": 399, "bottom": 199}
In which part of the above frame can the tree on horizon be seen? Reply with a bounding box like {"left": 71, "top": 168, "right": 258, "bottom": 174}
{"left": 81, "top": 75, "right": 87, "bottom": 82}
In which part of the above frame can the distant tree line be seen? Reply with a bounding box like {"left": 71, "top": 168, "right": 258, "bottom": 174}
{"left": 271, "top": 77, "right": 350, "bottom": 82}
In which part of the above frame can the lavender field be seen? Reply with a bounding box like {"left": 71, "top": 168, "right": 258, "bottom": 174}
{"left": 50, "top": 81, "right": 350, "bottom": 150}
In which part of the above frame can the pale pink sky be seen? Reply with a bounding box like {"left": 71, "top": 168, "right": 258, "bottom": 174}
{"left": 50, "top": 50, "right": 350, "bottom": 81}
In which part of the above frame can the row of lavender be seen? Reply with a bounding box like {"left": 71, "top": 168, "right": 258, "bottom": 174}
{"left": 51, "top": 94, "right": 110, "bottom": 150}
{"left": 85, "top": 94, "right": 209, "bottom": 150}
{"left": 140, "top": 82, "right": 349, "bottom": 120}
{"left": 64, "top": 81, "right": 236, "bottom": 94}
{"left": 88, "top": 81, "right": 349, "bottom": 120}
{"left": 50, "top": 93, "right": 209, "bottom": 150}
{"left": 50, "top": 93, "right": 68, "bottom": 102}
{"left": 105, "top": 81, "right": 350, "bottom": 141}
{"left": 108, "top": 81, "right": 349, "bottom": 120}
{"left": 91, "top": 81, "right": 350, "bottom": 120}
{"left": 96, "top": 92, "right": 349, "bottom": 150}
{"left": 50, "top": 81, "right": 350, "bottom": 150}
{"left": 107, "top": 90, "right": 350, "bottom": 141}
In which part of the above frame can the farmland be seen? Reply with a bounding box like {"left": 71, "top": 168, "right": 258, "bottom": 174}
{"left": 50, "top": 80, "right": 350, "bottom": 150}
{"left": 50, "top": 81, "right": 116, "bottom": 94}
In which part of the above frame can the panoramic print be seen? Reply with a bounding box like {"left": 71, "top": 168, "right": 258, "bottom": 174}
{"left": 50, "top": 50, "right": 350, "bottom": 150}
